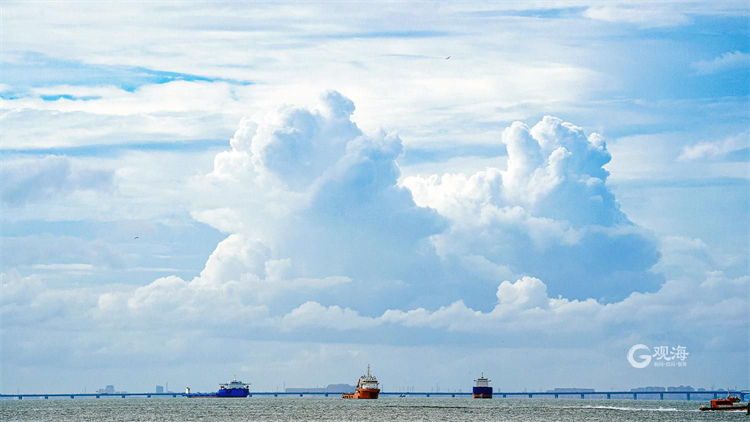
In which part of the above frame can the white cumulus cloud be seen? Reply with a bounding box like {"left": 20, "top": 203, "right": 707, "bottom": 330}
{"left": 1, "top": 89, "right": 747, "bottom": 389}
{"left": 403, "top": 115, "right": 660, "bottom": 302}
{"left": 6, "top": 92, "right": 742, "bottom": 360}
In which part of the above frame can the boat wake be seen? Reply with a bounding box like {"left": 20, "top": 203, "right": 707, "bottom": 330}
{"left": 566, "top": 405, "right": 684, "bottom": 412}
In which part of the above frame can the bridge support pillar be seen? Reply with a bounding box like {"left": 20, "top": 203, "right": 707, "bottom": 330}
{"left": 633, "top": 393, "right": 637, "bottom": 400}
{"left": 528, "top": 394, "right": 532, "bottom": 398}
{"left": 606, "top": 393, "right": 610, "bottom": 399}
{"left": 502, "top": 394, "right": 506, "bottom": 398}
{"left": 659, "top": 393, "right": 664, "bottom": 400}
{"left": 554, "top": 394, "right": 558, "bottom": 399}
{"left": 274, "top": 394, "right": 278, "bottom": 397}
{"left": 45, "top": 396, "right": 49, "bottom": 399}
{"left": 580, "top": 393, "right": 584, "bottom": 399}
{"left": 452, "top": 394, "right": 455, "bottom": 398}
{"left": 686, "top": 393, "right": 690, "bottom": 401}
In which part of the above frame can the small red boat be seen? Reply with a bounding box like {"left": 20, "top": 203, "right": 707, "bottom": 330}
{"left": 699, "top": 394, "right": 748, "bottom": 411}
{"left": 342, "top": 365, "right": 380, "bottom": 399}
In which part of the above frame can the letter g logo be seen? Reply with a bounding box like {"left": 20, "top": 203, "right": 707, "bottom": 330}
{"left": 627, "top": 344, "right": 652, "bottom": 368}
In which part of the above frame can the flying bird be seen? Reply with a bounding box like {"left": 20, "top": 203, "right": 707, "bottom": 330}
{"left": 134, "top": 236, "right": 139, "bottom": 239}
{"left": 445, "top": 56, "right": 451, "bottom": 60}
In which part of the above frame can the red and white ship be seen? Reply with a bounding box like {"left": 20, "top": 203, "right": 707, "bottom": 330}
{"left": 699, "top": 394, "right": 748, "bottom": 412}
{"left": 342, "top": 365, "right": 380, "bottom": 399}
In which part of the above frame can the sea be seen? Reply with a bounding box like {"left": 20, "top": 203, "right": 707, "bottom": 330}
{"left": 1, "top": 397, "right": 746, "bottom": 421}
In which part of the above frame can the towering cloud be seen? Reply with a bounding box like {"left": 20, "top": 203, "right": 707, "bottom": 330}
{"left": 180, "top": 91, "right": 447, "bottom": 312}
{"left": 2, "top": 93, "right": 746, "bottom": 381}
{"left": 59, "top": 92, "right": 665, "bottom": 331}
{"left": 403, "top": 116, "right": 661, "bottom": 302}
{"left": 126, "top": 92, "right": 664, "bottom": 321}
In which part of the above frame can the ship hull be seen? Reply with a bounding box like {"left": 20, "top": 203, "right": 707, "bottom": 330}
{"left": 217, "top": 388, "right": 250, "bottom": 397}
{"left": 186, "top": 388, "right": 249, "bottom": 398}
{"left": 342, "top": 388, "right": 380, "bottom": 399}
{"left": 473, "top": 386, "right": 492, "bottom": 399}
{"left": 699, "top": 405, "right": 748, "bottom": 411}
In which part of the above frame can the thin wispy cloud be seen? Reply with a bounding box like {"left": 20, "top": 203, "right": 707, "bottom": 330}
{"left": 583, "top": 5, "right": 691, "bottom": 27}
{"left": 678, "top": 130, "right": 750, "bottom": 161}
{"left": 691, "top": 50, "right": 750, "bottom": 75}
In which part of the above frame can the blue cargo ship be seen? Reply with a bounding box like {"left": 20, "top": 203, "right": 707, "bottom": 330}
{"left": 473, "top": 372, "right": 492, "bottom": 398}
{"left": 185, "top": 378, "right": 250, "bottom": 398}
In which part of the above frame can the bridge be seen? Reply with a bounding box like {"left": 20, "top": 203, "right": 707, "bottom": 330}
{"left": 0, "top": 392, "right": 183, "bottom": 400}
{"left": 1, "top": 390, "right": 745, "bottom": 401}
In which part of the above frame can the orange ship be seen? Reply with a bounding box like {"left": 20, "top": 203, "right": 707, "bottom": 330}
{"left": 342, "top": 365, "right": 380, "bottom": 399}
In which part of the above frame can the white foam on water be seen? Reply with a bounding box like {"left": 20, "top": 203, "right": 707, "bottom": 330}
{"left": 563, "top": 405, "right": 684, "bottom": 412}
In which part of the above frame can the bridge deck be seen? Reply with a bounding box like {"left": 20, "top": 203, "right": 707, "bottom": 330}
{"left": 1, "top": 390, "right": 745, "bottom": 401}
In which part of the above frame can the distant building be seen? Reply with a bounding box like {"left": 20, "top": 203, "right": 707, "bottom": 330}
{"left": 325, "top": 384, "right": 356, "bottom": 393}
{"left": 285, "top": 384, "right": 356, "bottom": 393}
{"left": 547, "top": 388, "right": 595, "bottom": 393}
{"left": 629, "top": 385, "right": 711, "bottom": 400}
{"left": 96, "top": 385, "right": 126, "bottom": 394}
{"left": 156, "top": 385, "right": 164, "bottom": 393}
{"left": 97, "top": 385, "right": 115, "bottom": 394}
{"left": 631, "top": 386, "right": 666, "bottom": 392}
{"left": 667, "top": 385, "right": 694, "bottom": 392}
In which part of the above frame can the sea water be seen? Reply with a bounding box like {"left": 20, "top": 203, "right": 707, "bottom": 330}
{"left": 1, "top": 397, "right": 745, "bottom": 421}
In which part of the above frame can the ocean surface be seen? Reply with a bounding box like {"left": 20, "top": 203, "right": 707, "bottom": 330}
{"left": 1, "top": 397, "right": 746, "bottom": 421}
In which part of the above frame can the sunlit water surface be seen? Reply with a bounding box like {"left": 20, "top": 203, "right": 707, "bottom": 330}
{"left": 1, "top": 397, "right": 746, "bottom": 421}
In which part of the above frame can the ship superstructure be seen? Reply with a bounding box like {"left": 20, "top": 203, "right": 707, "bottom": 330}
{"left": 473, "top": 372, "right": 492, "bottom": 398}
{"left": 342, "top": 365, "right": 380, "bottom": 399}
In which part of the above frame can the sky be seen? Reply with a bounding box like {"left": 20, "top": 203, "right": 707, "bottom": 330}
{"left": 1, "top": 1, "right": 749, "bottom": 394}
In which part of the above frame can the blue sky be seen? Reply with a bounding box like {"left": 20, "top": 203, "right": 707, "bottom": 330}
{"left": 1, "top": 1, "right": 748, "bottom": 394}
